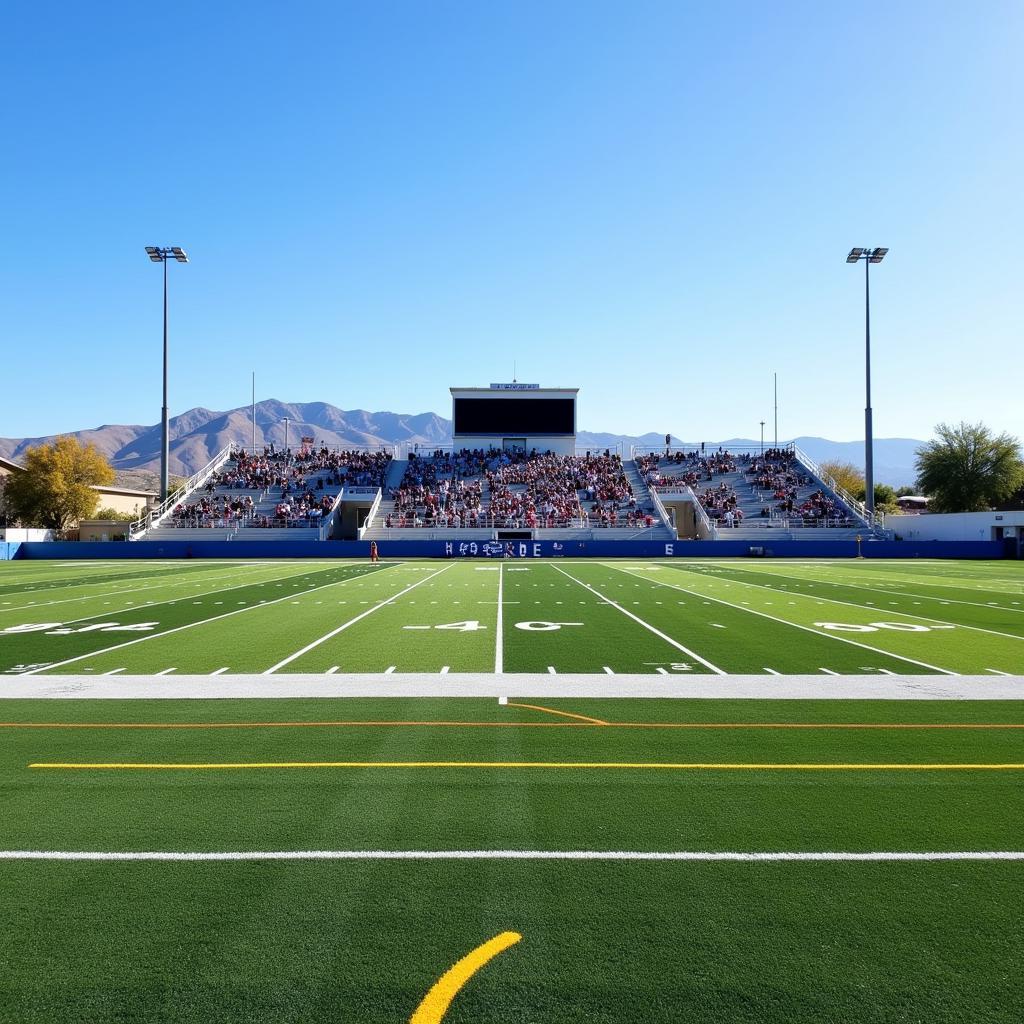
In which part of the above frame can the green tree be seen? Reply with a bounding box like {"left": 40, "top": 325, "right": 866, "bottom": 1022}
{"left": 915, "top": 422, "right": 1024, "bottom": 513}
{"left": 1, "top": 437, "right": 115, "bottom": 530}
{"left": 871, "top": 483, "right": 900, "bottom": 513}
{"left": 94, "top": 506, "right": 142, "bottom": 522}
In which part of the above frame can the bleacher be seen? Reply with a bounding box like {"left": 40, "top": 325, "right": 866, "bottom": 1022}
{"left": 137, "top": 446, "right": 392, "bottom": 542}
{"left": 643, "top": 446, "right": 872, "bottom": 540}
{"left": 361, "top": 448, "right": 673, "bottom": 540}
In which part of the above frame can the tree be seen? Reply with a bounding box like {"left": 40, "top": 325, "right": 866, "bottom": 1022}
{"left": 1, "top": 437, "right": 115, "bottom": 530}
{"left": 94, "top": 506, "right": 142, "bottom": 522}
{"left": 819, "top": 460, "right": 865, "bottom": 497}
{"left": 915, "top": 422, "right": 1024, "bottom": 513}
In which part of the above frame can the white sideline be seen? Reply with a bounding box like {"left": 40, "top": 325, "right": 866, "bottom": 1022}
{"left": 1, "top": 849, "right": 1022, "bottom": 863}
{"left": 2, "top": 673, "right": 1023, "bottom": 699}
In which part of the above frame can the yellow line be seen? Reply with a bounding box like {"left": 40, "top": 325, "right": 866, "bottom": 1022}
{"left": 410, "top": 931, "right": 521, "bottom": 1024}
{"left": 505, "top": 702, "right": 609, "bottom": 725}
{"left": 28, "top": 761, "right": 1024, "bottom": 771}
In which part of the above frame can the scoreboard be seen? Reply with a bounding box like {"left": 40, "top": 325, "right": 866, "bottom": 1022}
{"left": 449, "top": 385, "right": 578, "bottom": 454}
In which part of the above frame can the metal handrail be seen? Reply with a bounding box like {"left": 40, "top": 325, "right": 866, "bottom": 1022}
{"left": 791, "top": 445, "right": 875, "bottom": 529}
{"left": 128, "top": 443, "right": 235, "bottom": 540}
{"left": 632, "top": 443, "right": 796, "bottom": 458}
{"left": 355, "top": 487, "right": 384, "bottom": 541}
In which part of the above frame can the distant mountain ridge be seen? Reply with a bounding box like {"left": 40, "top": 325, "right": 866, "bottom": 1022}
{"left": 0, "top": 402, "right": 924, "bottom": 487}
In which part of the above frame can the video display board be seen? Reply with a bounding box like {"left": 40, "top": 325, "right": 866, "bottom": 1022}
{"left": 453, "top": 397, "right": 575, "bottom": 435}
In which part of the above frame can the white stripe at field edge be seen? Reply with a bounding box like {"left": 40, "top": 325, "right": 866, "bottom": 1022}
{"left": 495, "top": 561, "right": 504, "bottom": 673}
{"left": 264, "top": 563, "right": 454, "bottom": 674}
{"left": 1, "top": 849, "right": 1022, "bottom": 863}
{"left": 550, "top": 563, "right": 725, "bottom": 674}
{"left": 612, "top": 565, "right": 957, "bottom": 676}
{"left": 22, "top": 564, "right": 403, "bottom": 676}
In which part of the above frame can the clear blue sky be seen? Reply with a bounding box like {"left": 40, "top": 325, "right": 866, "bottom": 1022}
{"left": 1, "top": 1, "right": 1021, "bottom": 443}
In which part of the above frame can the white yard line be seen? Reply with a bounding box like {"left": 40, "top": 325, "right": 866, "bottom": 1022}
{"left": 495, "top": 562, "right": 504, "bottom": 674}
{"left": 705, "top": 565, "right": 1024, "bottom": 639}
{"left": 0, "top": 562, "right": 290, "bottom": 618}
{"left": 263, "top": 564, "right": 454, "bottom": 674}
{"left": 156, "top": 668, "right": 177, "bottom": 676}
{"left": 614, "top": 566, "right": 957, "bottom": 676}
{"left": 552, "top": 564, "right": 725, "bottom": 674}
{"left": 1, "top": 849, "right": 1021, "bottom": 863}
{"left": 23, "top": 565, "right": 404, "bottom": 677}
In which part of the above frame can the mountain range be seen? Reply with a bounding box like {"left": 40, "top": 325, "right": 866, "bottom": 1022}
{"left": 0, "top": 400, "right": 925, "bottom": 489}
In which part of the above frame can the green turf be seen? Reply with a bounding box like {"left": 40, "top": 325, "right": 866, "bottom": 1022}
{"left": 1, "top": 559, "right": 1023, "bottom": 1019}
{"left": 1, "top": 698, "right": 1024, "bottom": 1022}
{"left": 1, "top": 558, "right": 1022, "bottom": 675}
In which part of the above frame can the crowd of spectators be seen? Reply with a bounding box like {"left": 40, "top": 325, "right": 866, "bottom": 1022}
{"left": 384, "top": 448, "right": 653, "bottom": 529}
{"left": 642, "top": 446, "right": 855, "bottom": 527}
{"left": 168, "top": 445, "right": 391, "bottom": 529}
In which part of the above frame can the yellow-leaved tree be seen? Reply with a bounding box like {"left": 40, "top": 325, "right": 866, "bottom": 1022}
{"left": 2, "top": 436, "right": 115, "bottom": 530}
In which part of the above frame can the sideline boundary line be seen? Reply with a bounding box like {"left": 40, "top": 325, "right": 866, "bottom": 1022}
{"left": 1, "top": 849, "right": 1022, "bottom": 862}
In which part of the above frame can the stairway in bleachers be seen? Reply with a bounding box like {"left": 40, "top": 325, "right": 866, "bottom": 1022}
{"left": 650, "top": 449, "right": 870, "bottom": 541}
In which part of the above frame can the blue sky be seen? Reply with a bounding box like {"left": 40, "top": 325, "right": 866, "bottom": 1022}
{"left": 1, "top": 1, "right": 1021, "bottom": 443}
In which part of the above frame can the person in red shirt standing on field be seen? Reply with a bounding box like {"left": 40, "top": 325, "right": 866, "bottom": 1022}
{"left": 369, "top": 540, "right": 379, "bottom": 563}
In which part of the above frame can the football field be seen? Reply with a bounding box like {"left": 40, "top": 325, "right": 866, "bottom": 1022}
{"left": 1, "top": 558, "right": 1023, "bottom": 676}
{"left": 1, "top": 557, "right": 1023, "bottom": 1022}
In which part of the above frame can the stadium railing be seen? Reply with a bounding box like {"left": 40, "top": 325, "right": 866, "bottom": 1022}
{"left": 128, "top": 443, "right": 236, "bottom": 541}
{"left": 790, "top": 445, "right": 876, "bottom": 530}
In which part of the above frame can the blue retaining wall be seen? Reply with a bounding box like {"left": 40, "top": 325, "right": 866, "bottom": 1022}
{"left": 0, "top": 543, "right": 20, "bottom": 561}
{"left": 11, "top": 539, "right": 1007, "bottom": 560}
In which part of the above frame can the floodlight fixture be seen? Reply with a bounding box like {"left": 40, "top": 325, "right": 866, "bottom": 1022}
{"left": 144, "top": 245, "right": 189, "bottom": 502}
{"left": 845, "top": 245, "right": 889, "bottom": 520}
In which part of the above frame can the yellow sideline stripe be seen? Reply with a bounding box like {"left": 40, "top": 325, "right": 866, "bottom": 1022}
{"left": 505, "top": 702, "right": 609, "bottom": 725}
{"left": 28, "top": 761, "right": 1024, "bottom": 771}
{"left": 410, "top": 931, "right": 521, "bottom": 1024}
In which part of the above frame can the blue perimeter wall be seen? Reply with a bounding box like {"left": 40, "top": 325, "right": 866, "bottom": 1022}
{"left": 6, "top": 539, "right": 1006, "bottom": 560}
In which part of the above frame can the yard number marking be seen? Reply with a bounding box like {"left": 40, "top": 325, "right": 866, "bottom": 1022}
{"left": 815, "top": 622, "right": 955, "bottom": 634}
{"left": 513, "top": 621, "right": 584, "bottom": 631}
{"left": 403, "top": 621, "right": 486, "bottom": 632}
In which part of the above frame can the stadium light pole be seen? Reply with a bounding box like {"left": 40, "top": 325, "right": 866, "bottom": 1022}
{"left": 759, "top": 420, "right": 765, "bottom": 457}
{"left": 846, "top": 247, "right": 888, "bottom": 519}
{"left": 145, "top": 246, "right": 189, "bottom": 502}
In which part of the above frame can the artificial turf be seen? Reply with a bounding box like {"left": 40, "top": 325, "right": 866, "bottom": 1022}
{"left": 1, "top": 555, "right": 1023, "bottom": 1021}
{"left": 1, "top": 558, "right": 1022, "bottom": 675}
{"left": 1, "top": 697, "right": 1023, "bottom": 1022}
